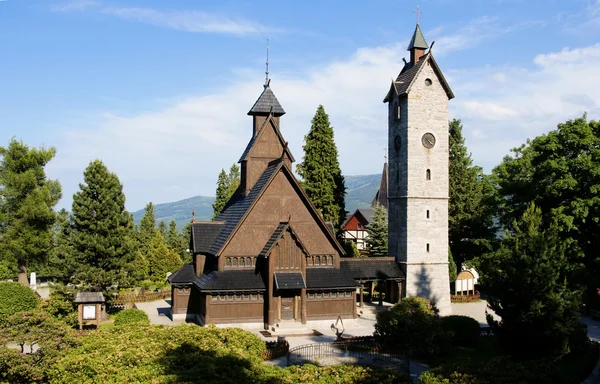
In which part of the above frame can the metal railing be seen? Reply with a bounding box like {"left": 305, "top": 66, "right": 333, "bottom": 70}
{"left": 287, "top": 340, "right": 409, "bottom": 373}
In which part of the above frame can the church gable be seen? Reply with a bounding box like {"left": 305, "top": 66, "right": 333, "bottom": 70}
{"left": 220, "top": 165, "right": 343, "bottom": 259}
{"left": 248, "top": 117, "right": 293, "bottom": 162}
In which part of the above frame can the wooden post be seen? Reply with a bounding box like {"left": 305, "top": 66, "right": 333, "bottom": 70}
{"left": 359, "top": 285, "right": 364, "bottom": 307}
{"left": 368, "top": 281, "right": 373, "bottom": 303}
{"left": 267, "top": 256, "right": 275, "bottom": 327}
{"left": 397, "top": 281, "right": 403, "bottom": 303}
{"left": 205, "top": 295, "right": 211, "bottom": 324}
{"left": 78, "top": 304, "right": 82, "bottom": 330}
{"left": 378, "top": 281, "right": 383, "bottom": 306}
{"left": 353, "top": 291, "right": 358, "bottom": 319}
{"left": 300, "top": 288, "right": 307, "bottom": 324}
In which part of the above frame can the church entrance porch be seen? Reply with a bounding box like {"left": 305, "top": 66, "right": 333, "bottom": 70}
{"left": 277, "top": 291, "right": 299, "bottom": 321}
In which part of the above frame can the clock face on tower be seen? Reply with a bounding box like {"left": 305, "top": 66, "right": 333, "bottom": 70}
{"left": 421, "top": 133, "right": 436, "bottom": 149}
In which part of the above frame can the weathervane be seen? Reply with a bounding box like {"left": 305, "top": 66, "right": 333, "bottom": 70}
{"left": 265, "top": 38, "right": 270, "bottom": 85}
{"left": 413, "top": 5, "right": 422, "bottom": 23}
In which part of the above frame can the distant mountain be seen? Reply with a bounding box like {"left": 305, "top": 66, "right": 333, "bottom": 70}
{"left": 132, "top": 195, "right": 214, "bottom": 230}
{"left": 132, "top": 174, "right": 381, "bottom": 229}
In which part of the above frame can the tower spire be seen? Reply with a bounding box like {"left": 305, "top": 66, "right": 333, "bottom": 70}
{"left": 265, "top": 39, "right": 270, "bottom": 87}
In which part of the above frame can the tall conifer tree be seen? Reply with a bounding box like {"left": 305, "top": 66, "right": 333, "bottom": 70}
{"left": 0, "top": 139, "right": 62, "bottom": 284}
{"left": 366, "top": 203, "right": 388, "bottom": 257}
{"left": 448, "top": 119, "right": 495, "bottom": 268}
{"left": 212, "top": 164, "right": 241, "bottom": 219}
{"left": 66, "top": 160, "right": 135, "bottom": 293}
{"left": 297, "top": 105, "right": 346, "bottom": 226}
{"left": 138, "top": 202, "right": 157, "bottom": 253}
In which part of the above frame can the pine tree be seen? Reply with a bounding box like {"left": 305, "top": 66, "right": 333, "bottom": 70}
{"left": 180, "top": 222, "right": 193, "bottom": 263}
{"left": 138, "top": 202, "right": 157, "bottom": 253}
{"left": 166, "top": 220, "right": 180, "bottom": 250}
{"left": 297, "top": 105, "right": 346, "bottom": 226}
{"left": 146, "top": 231, "right": 183, "bottom": 281}
{"left": 227, "top": 164, "right": 240, "bottom": 196}
{"left": 366, "top": 203, "right": 388, "bottom": 257}
{"left": 448, "top": 119, "right": 495, "bottom": 268}
{"left": 212, "top": 169, "right": 229, "bottom": 220}
{"left": 0, "top": 139, "right": 62, "bottom": 284}
{"left": 212, "top": 164, "right": 241, "bottom": 219}
{"left": 158, "top": 220, "right": 167, "bottom": 238}
{"left": 65, "top": 160, "right": 135, "bottom": 293}
{"left": 479, "top": 203, "right": 584, "bottom": 359}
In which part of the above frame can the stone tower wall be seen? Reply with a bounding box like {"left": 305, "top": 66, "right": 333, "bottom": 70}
{"left": 388, "top": 58, "right": 452, "bottom": 316}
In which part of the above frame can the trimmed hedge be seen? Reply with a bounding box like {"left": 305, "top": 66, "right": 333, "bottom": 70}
{"left": 0, "top": 282, "right": 39, "bottom": 323}
{"left": 113, "top": 308, "right": 150, "bottom": 326}
{"left": 441, "top": 315, "right": 481, "bottom": 347}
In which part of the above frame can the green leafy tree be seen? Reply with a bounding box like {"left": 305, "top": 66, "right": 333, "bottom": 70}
{"left": 0, "top": 139, "right": 62, "bottom": 284}
{"left": 64, "top": 160, "right": 136, "bottom": 294}
{"left": 448, "top": 119, "right": 496, "bottom": 268}
{"left": 343, "top": 240, "right": 360, "bottom": 258}
{"left": 180, "top": 222, "right": 193, "bottom": 263}
{"left": 297, "top": 105, "right": 346, "bottom": 226}
{"left": 492, "top": 115, "right": 600, "bottom": 307}
{"left": 366, "top": 203, "right": 388, "bottom": 257}
{"left": 479, "top": 203, "right": 585, "bottom": 359}
{"left": 374, "top": 297, "right": 450, "bottom": 358}
{"left": 147, "top": 231, "right": 183, "bottom": 282}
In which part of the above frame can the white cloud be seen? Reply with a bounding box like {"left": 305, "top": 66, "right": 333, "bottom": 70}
{"left": 48, "top": 18, "right": 600, "bottom": 212}
{"left": 53, "top": 0, "right": 99, "bottom": 12}
{"left": 100, "top": 7, "right": 278, "bottom": 36}
{"left": 53, "top": 1, "right": 281, "bottom": 37}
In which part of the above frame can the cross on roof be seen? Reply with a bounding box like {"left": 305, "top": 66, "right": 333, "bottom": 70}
{"left": 413, "top": 5, "right": 422, "bottom": 23}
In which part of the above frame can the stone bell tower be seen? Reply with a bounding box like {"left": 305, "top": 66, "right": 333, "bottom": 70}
{"left": 383, "top": 22, "right": 455, "bottom": 316}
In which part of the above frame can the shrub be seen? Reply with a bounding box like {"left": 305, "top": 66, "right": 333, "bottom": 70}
{"left": 0, "top": 282, "right": 39, "bottom": 323}
{"left": 441, "top": 315, "right": 480, "bottom": 347}
{"left": 375, "top": 297, "right": 451, "bottom": 358}
{"left": 113, "top": 308, "right": 150, "bottom": 326}
{"left": 40, "top": 284, "right": 79, "bottom": 328}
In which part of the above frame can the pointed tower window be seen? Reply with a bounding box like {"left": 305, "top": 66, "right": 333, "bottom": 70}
{"left": 426, "top": 243, "right": 430, "bottom": 252}
{"left": 426, "top": 169, "right": 431, "bottom": 180}
{"left": 426, "top": 210, "right": 430, "bottom": 219}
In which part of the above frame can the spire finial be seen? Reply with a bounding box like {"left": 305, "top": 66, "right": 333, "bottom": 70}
{"left": 413, "top": 5, "right": 422, "bottom": 24}
{"left": 384, "top": 146, "right": 388, "bottom": 161}
{"left": 265, "top": 38, "right": 270, "bottom": 86}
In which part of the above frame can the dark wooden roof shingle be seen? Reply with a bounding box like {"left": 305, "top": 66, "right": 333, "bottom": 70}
{"left": 340, "top": 258, "right": 404, "bottom": 281}
{"left": 191, "top": 222, "right": 224, "bottom": 254}
{"left": 248, "top": 82, "right": 286, "bottom": 116}
{"left": 383, "top": 54, "right": 454, "bottom": 102}
{"left": 168, "top": 264, "right": 196, "bottom": 284}
{"left": 306, "top": 268, "right": 358, "bottom": 289}
{"left": 274, "top": 272, "right": 306, "bottom": 289}
{"left": 210, "top": 161, "right": 281, "bottom": 255}
{"left": 74, "top": 292, "right": 105, "bottom": 303}
{"left": 259, "top": 222, "right": 288, "bottom": 257}
{"left": 194, "top": 270, "right": 266, "bottom": 291}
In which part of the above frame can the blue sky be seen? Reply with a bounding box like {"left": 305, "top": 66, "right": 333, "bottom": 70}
{"left": 1, "top": 0, "right": 599, "bottom": 212}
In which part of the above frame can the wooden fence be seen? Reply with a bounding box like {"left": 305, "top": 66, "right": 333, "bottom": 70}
{"left": 450, "top": 292, "right": 481, "bottom": 303}
{"left": 109, "top": 290, "right": 171, "bottom": 310}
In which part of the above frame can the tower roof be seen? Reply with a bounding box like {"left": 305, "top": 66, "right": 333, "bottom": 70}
{"left": 407, "top": 23, "right": 428, "bottom": 50}
{"left": 248, "top": 80, "right": 286, "bottom": 116}
{"left": 371, "top": 162, "right": 388, "bottom": 209}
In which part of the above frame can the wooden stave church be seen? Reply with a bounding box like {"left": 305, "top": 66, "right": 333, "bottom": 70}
{"left": 168, "top": 79, "right": 404, "bottom": 328}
